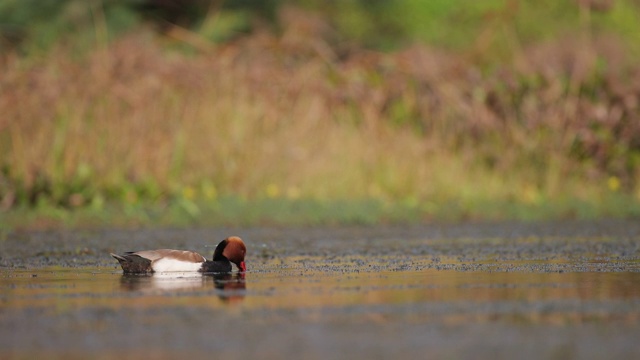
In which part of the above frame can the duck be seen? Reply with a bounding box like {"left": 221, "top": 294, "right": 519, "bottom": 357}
{"left": 111, "top": 236, "right": 246, "bottom": 274}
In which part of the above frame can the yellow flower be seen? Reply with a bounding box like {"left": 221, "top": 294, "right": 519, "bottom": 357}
{"left": 182, "top": 186, "right": 196, "bottom": 200}
{"left": 266, "top": 183, "right": 280, "bottom": 198}
{"left": 202, "top": 184, "right": 217, "bottom": 200}
{"left": 607, "top": 176, "right": 620, "bottom": 192}
{"left": 521, "top": 184, "right": 540, "bottom": 204}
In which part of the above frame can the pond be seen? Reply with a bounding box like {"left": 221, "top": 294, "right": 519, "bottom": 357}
{"left": 1, "top": 221, "right": 640, "bottom": 359}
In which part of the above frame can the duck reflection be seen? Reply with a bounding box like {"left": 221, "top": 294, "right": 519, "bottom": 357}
{"left": 119, "top": 272, "right": 246, "bottom": 303}
{"left": 204, "top": 272, "right": 246, "bottom": 303}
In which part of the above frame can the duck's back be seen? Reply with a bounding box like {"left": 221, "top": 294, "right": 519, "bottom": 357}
{"left": 111, "top": 249, "right": 206, "bottom": 273}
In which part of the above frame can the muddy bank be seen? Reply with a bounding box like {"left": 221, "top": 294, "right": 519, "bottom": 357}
{"left": 1, "top": 219, "right": 639, "bottom": 270}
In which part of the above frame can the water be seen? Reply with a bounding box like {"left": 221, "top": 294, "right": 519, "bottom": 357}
{"left": 1, "top": 221, "right": 640, "bottom": 359}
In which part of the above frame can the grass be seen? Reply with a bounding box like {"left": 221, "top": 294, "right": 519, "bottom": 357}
{"left": 2, "top": 4, "right": 640, "bottom": 229}
{"left": 3, "top": 194, "right": 640, "bottom": 231}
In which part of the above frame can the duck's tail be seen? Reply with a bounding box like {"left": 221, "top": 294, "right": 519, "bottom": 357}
{"left": 110, "top": 253, "right": 153, "bottom": 273}
{"left": 110, "top": 253, "right": 127, "bottom": 263}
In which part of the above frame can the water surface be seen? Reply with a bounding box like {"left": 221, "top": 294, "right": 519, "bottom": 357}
{"left": 1, "top": 221, "right": 640, "bottom": 359}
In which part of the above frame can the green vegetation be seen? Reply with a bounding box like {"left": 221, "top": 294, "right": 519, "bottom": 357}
{"left": 2, "top": 0, "right": 640, "bottom": 228}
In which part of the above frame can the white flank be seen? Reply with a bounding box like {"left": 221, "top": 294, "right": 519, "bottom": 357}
{"left": 152, "top": 258, "right": 203, "bottom": 272}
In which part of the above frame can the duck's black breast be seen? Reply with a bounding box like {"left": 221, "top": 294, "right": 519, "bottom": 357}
{"left": 200, "top": 260, "right": 232, "bottom": 273}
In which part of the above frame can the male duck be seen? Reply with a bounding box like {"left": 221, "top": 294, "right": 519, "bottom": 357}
{"left": 111, "top": 236, "right": 246, "bottom": 274}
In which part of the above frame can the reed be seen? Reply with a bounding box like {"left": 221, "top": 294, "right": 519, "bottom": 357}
{"left": 1, "top": 17, "right": 639, "bottom": 226}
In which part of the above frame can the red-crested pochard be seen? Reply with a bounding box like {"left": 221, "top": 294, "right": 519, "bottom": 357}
{"left": 111, "top": 236, "right": 246, "bottom": 274}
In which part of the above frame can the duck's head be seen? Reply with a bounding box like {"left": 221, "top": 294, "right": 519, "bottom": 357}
{"left": 214, "top": 236, "right": 246, "bottom": 272}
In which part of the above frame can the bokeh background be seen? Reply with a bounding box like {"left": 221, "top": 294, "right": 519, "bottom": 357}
{"left": 1, "top": 0, "right": 640, "bottom": 228}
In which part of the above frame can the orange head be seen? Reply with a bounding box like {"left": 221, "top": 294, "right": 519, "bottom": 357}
{"left": 213, "top": 236, "right": 246, "bottom": 272}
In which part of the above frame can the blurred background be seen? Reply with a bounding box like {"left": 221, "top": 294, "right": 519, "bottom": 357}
{"left": 1, "top": 0, "right": 640, "bottom": 228}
